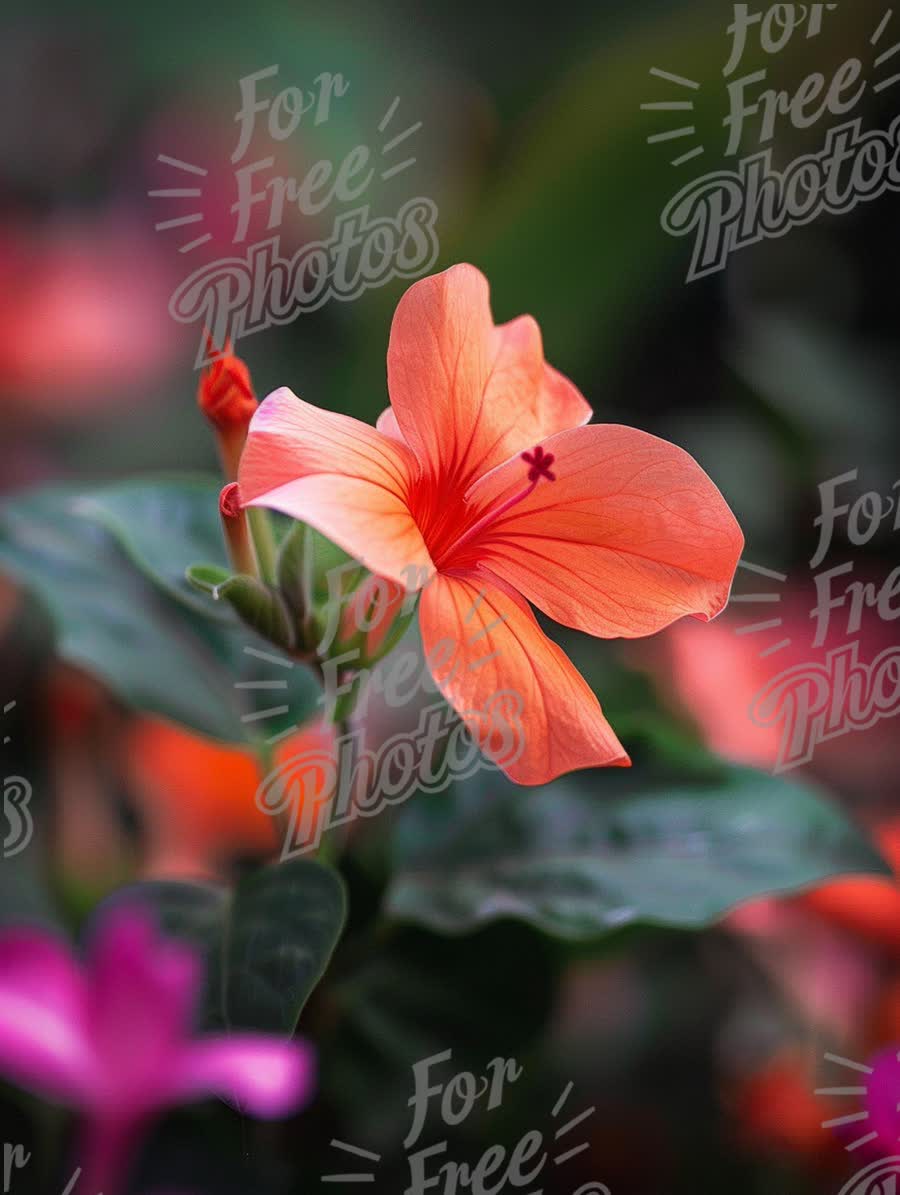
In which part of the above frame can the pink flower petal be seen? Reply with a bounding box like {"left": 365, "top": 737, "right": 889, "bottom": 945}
{"left": 864, "top": 1046, "right": 900, "bottom": 1151}
{"left": 84, "top": 906, "right": 200, "bottom": 1108}
{"left": 239, "top": 387, "right": 433, "bottom": 586}
{"left": 467, "top": 423, "right": 744, "bottom": 638}
{"left": 419, "top": 570, "right": 629, "bottom": 784}
{"left": 173, "top": 1036, "right": 316, "bottom": 1120}
{"left": 0, "top": 928, "right": 91, "bottom": 1104}
{"left": 386, "top": 265, "right": 591, "bottom": 489}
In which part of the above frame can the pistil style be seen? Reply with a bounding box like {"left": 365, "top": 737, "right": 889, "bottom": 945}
{"left": 448, "top": 446, "right": 557, "bottom": 558}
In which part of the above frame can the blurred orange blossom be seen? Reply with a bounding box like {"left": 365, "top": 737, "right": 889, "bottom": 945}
{"left": 125, "top": 718, "right": 335, "bottom": 879}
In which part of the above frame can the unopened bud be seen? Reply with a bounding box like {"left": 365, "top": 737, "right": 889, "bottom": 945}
{"left": 199, "top": 336, "right": 257, "bottom": 480}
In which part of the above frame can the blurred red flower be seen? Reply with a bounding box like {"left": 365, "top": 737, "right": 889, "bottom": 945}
{"left": 729, "top": 1048, "right": 843, "bottom": 1163}
{"left": 634, "top": 585, "right": 899, "bottom": 798}
{"left": 0, "top": 215, "right": 180, "bottom": 414}
{"left": 798, "top": 822, "right": 900, "bottom": 955}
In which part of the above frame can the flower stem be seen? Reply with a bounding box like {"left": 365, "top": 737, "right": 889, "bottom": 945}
{"left": 219, "top": 485, "right": 258, "bottom": 578}
{"left": 248, "top": 507, "right": 279, "bottom": 586}
{"left": 256, "top": 741, "right": 292, "bottom": 858}
{"left": 76, "top": 1115, "right": 144, "bottom": 1195}
{"left": 315, "top": 715, "right": 356, "bottom": 865}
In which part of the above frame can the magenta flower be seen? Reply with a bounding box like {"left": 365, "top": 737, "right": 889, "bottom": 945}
{"left": 0, "top": 906, "right": 315, "bottom": 1194}
{"left": 865, "top": 1046, "right": 900, "bottom": 1154}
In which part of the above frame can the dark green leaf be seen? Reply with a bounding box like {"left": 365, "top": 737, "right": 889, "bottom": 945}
{"left": 324, "top": 922, "right": 559, "bottom": 1144}
{"left": 75, "top": 477, "right": 232, "bottom": 619}
{"left": 99, "top": 858, "right": 347, "bottom": 1035}
{"left": 218, "top": 855, "right": 346, "bottom": 1034}
{"left": 0, "top": 484, "right": 320, "bottom": 744}
{"left": 387, "top": 765, "right": 889, "bottom": 940}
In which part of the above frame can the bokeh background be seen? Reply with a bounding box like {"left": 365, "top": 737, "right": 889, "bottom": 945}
{"left": 2, "top": 0, "right": 900, "bottom": 1191}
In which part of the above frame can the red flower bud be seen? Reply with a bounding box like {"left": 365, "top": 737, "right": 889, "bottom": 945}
{"left": 198, "top": 336, "right": 257, "bottom": 481}
{"left": 198, "top": 336, "right": 256, "bottom": 427}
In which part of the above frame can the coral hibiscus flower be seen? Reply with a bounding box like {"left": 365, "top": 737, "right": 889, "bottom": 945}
{"left": 238, "top": 265, "right": 743, "bottom": 783}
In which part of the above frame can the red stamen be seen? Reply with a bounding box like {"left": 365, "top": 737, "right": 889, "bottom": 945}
{"left": 448, "top": 445, "right": 556, "bottom": 558}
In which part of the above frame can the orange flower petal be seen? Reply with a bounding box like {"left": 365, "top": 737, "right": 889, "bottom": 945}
{"left": 418, "top": 571, "right": 629, "bottom": 785}
{"left": 467, "top": 424, "right": 744, "bottom": 638}
{"left": 484, "top": 314, "right": 593, "bottom": 449}
{"left": 238, "top": 386, "right": 433, "bottom": 586}
{"left": 386, "top": 265, "right": 591, "bottom": 487}
{"left": 126, "top": 718, "right": 336, "bottom": 877}
{"left": 375, "top": 406, "right": 406, "bottom": 444}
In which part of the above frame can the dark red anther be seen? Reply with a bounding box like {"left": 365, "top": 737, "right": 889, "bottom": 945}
{"left": 521, "top": 445, "right": 556, "bottom": 483}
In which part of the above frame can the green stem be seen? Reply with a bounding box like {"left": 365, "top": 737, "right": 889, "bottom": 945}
{"left": 314, "top": 715, "right": 352, "bottom": 865}
{"left": 248, "top": 507, "right": 279, "bottom": 585}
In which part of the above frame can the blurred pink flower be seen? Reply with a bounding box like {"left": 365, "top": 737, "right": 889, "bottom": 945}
{"left": 864, "top": 1046, "right": 900, "bottom": 1154}
{"left": 632, "top": 584, "right": 899, "bottom": 799}
{"left": 0, "top": 906, "right": 314, "bottom": 1193}
{"left": 141, "top": 94, "right": 330, "bottom": 266}
{"left": 0, "top": 216, "right": 180, "bottom": 414}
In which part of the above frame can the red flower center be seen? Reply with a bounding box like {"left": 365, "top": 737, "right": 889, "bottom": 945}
{"left": 412, "top": 445, "right": 556, "bottom": 572}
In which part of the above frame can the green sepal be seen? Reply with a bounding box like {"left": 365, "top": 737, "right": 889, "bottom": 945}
{"left": 187, "top": 562, "right": 295, "bottom": 650}
{"left": 186, "top": 562, "right": 232, "bottom": 595}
